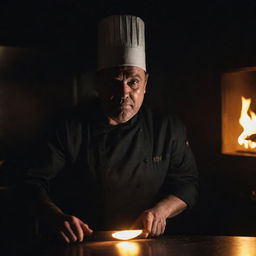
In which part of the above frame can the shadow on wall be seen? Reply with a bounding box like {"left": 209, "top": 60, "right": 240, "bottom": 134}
{"left": 0, "top": 46, "right": 78, "bottom": 159}
{"left": 0, "top": 46, "right": 82, "bottom": 241}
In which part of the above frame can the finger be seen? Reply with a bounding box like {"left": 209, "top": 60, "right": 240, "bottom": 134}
{"left": 71, "top": 220, "right": 84, "bottom": 242}
{"left": 59, "top": 231, "right": 70, "bottom": 244}
{"left": 155, "top": 221, "right": 163, "bottom": 236}
{"left": 160, "top": 219, "right": 166, "bottom": 235}
{"left": 151, "top": 219, "right": 159, "bottom": 236}
{"left": 82, "top": 223, "right": 93, "bottom": 236}
{"left": 63, "top": 220, "right": 78, "bottom": 242}
{"left": 155, "top": 218, "right": 165, "bottom": 236}
{"left": 142, "top": 230, "right": 150, "bottom": 238}
{"left": 142, "top": 212, "right": 153, "bottom": 238}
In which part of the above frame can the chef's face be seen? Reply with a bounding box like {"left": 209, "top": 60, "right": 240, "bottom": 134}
{"left": 96, "top": 66, "right": 148, "bottom": 125}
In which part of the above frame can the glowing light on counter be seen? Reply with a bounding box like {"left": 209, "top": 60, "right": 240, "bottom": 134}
{"left": 115, "top": 242, "right": 140, "bottom": 256}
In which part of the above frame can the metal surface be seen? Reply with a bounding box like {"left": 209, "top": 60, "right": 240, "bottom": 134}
{"left": 87, "top": 230, "right": 143, "bottom": 241}
{"left": 112, "top": 230, "right": 143, "bottom": 240}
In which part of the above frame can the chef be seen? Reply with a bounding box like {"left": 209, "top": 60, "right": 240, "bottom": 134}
{"left": 21, "top": 14, "right": 199, "bottom": 243}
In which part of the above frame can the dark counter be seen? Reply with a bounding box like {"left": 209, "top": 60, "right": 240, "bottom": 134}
{"left": 2, "top": 235, "right": 256, "bottom": 256}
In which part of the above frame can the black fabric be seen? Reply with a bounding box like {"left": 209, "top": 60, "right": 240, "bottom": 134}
{"left": 22, "top": 99, "right": 199, "bottom": 230}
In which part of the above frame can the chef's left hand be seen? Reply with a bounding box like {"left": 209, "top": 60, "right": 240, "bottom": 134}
{"left": 132, "top": 205, "right": 169, "bottom": 238}
{"left": 132, "top": 195, "right": 187, "bottom": 238}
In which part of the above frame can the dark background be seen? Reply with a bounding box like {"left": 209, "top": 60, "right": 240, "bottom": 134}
{"left": 1, "top": 0, "right": 256, "bottom": 239}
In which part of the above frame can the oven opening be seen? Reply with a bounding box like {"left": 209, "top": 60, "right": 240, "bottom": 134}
{"left": 221, "top": 67, "right": 256, "bottom": 157}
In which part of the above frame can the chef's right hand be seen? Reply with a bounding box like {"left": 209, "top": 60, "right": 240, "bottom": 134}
{"left": 50, "top": 212, "right": 93, "bottom": 243}
{"left": 37, "top": 201, "right": 93, "bottom": 243}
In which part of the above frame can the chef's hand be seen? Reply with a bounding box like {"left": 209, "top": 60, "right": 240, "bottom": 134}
{"left": 133, "top": 207, "right": 168, "bottom": 238}
{"left": 133, "top": 195, "right": 187, "bottom": 238}
{"left": 36, "top": 200, "right": 93, "bottom": 243}
{"left": 49, "top": 212, "right": 93, "bottom": 243}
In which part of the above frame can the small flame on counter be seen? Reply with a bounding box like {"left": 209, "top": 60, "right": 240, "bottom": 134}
{"left": 112, "top": 230, "right": 142, "bottom": 240}
{"left": 238, "top": 96, "right": 256, "bottom": 149}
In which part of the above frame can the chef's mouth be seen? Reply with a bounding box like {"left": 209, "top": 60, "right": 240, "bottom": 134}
{"left": 119, "top": 103, "right": 133, "bottom": 109}
{"left": 110, "top": 96, "right": 133, "bottom": 105}
{"left": 110, "top": 100, "right": 133, "bottom": 108}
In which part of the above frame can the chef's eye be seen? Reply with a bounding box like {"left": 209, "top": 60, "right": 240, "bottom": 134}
{"left": 128, "top": 79, "right": 140, "bottom": 88}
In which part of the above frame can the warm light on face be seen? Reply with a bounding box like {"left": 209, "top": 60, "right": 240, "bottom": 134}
{"left": 112, "top": 230, "right": 143, "bottom": 240}
{"left": 115, "top": 242, "right": 140, "bottom": 256}
{"left": 238, "top": 96, "right": 256, "bottom": 149}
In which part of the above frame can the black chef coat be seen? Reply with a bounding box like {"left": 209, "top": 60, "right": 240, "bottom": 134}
{"left": 23, "top": 99, "right": 199, "bottom": 230}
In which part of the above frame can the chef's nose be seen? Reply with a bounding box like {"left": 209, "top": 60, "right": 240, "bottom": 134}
{"left": 121, "top": 82, "right": 131, "bottom": 98}
{"left": 114, "top": 80, "right": 131, "bottom": 97}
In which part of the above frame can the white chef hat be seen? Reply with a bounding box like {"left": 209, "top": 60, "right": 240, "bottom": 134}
{"left": 97, "top": 15, "right": 146, "bottom": 72}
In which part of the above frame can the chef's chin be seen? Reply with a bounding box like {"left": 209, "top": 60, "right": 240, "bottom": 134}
{"left": 110, "top": 110, "right": 134, "bottom": 124}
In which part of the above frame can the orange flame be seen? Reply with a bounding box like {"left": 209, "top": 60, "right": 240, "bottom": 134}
{"left": 112, "top": 230, "right": 142, "bottom": 240}
{"left": 238, "top": 96, "right": 256, "bottom": 149}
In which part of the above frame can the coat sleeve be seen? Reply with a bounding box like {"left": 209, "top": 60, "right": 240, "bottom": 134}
{"left": 20, "top": 127, "right": 67, "bottom": 202}
{"left": 162, "top": 116, "right": 199, "bottom": 208}
{"left": 20, "top": 117, "right": 82, "bottom": 203}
